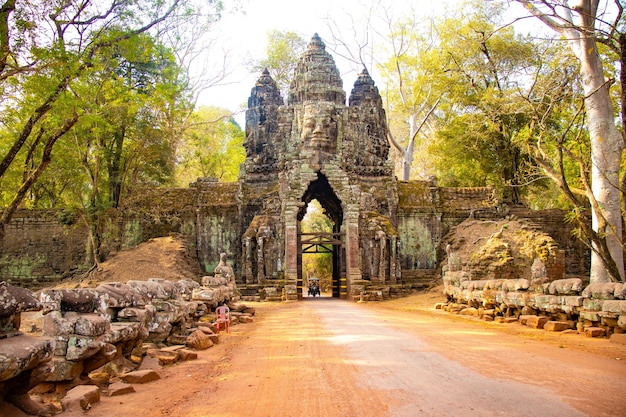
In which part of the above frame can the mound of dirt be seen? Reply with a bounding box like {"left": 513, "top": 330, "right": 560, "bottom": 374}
{"left": 443, "top": 218, "right": 559, "bottom": 280}
{"left": 81, "top": 235, "right": 203, "bottom": 286}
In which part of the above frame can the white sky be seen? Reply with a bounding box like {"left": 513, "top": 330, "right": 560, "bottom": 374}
{"left": 196, "top": 0, "right": 539, "bottom": 124}
{"left": 197, "top": 0, "right": 448, "bottom": 120}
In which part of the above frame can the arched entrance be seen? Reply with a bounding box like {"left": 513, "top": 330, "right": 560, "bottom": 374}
{"left": 296, "top": 173, "right": 345, "bottom": 298}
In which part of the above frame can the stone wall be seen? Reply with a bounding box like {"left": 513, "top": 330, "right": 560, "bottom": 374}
{"left": 0, "top": 210, "right": 89, "bottom": 289}
{"left": 1, "top": 182, "right": 589, "bottom": 293}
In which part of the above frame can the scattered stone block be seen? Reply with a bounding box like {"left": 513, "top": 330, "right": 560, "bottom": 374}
{"left": 518, "top": 315, "right": 532, "bottom": 325}
{"left": 107, "top": 382, "right": 135, "bottom": 396}
{"left": 61, "top": 385, "right": 100, "bottom": 411}
{"left": 544, "top": 321, "right": 572, "bottom": 332}
{"left": 238, "top": 315, "right": 254, "bottom": 324}
{"left": 178, "top": 349, "right": 198, "bottom": 361}
{"left": 525, "top": 315, "right": 548, "bottom": 329}
{"left": 609, "top": 333, "right": 626, "bottom": 345}
{"left": 459, "top": 307, "right": 478, "bottom": 316}
{"left": 121, "top": 369, "right": 160, "bottom": 384}
{"left": 584, "top": 327, "right": 606, "bottom": 338}
{"left": 186, "top": 329, "right": 214, "bottom": 350}
{"left": 156, "top": 351, "right": 178, "bottom": 366}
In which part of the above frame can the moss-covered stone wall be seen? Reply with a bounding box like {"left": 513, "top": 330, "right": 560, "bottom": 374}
{"left": 0, "top": 210, "right": 90, "bottom": 289}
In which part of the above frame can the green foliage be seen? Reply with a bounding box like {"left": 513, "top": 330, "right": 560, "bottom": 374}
{"left": 301, "top": 200, "right": 333, "bottom": 280}
{"left": 248, "top": 30, "right": 307, "bottom": 96}
{"left": 175, "top": 106, "right": 245, "bottom": 185}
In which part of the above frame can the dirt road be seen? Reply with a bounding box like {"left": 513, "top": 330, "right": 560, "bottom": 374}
{"left": 44, "top": 294, "right": 625, "bottom": 417}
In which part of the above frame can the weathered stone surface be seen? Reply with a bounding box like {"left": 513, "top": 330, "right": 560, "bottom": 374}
{"left": 525, "top": 315, "right": 548, "bottom": 329}
{"left": 609, "top": 333, "right": 626, "bottom": 345}
{"left": 584, "top": 327, "right": 606, "bottom": 338}
{"left": 121, "top": 369, "right": 160, "bottom": 384}
{"left": 602, "top": 300, "right": 626, "bottom": 314}
{"left": 32, "top": 357, "right": 83, "bottom": 382}
{"left": 61, "top": 384, "right": 100, "bottom": 411}
{"left": 66, "top": 335, "right": 104, "bottom": 361}
{"left": 178, "top": 349, "right": 198, "bottom": 361}
{"left": 548, "top": 278, "right": 583, "bottom": 296}
{"left": 106, "top": 382, "right": 136, "bottom": 396}
{"left": 544, "top": 321, "right": 572, "bottom": 332}
{"left": 0, "top": 335, "right": 53, "bottom": 382}
{"left": 582, "top": 283, "right": 620, "bottom": 300}
{"left": 74, "top": 314, "right": 109, "bottom": 337}
{"left": 186, "top": 330, "right": 213, "bottom": 350}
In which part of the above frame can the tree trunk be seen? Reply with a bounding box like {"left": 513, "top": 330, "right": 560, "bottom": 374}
{"left": 573, "top": 3, "right": 624, "bottom": 282}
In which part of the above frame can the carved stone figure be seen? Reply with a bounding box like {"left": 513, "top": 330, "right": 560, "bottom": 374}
{"left": 214, "top": 252, "right": 235, "bottom": 283}
{"left": 301, "top": 101, "right": 338, "bottom": 153}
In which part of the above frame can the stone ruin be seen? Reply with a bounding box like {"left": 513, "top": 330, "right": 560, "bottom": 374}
{"left": 0, "top": 255, "right": 255, "bottom": 415}
{"left": 440, "top": 217, "right": 626, "bottom": 342}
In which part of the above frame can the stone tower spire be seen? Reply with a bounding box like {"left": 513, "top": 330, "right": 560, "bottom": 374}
{"left": 288, "top": 33, "right": 346, "bottom": 105}
{"left": 349, "top": 67, "right": 383, "bottom": 108}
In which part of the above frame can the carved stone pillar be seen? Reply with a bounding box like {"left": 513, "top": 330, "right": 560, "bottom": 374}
{"left": 284, "top": 204, "right": 299, "bottom": 282}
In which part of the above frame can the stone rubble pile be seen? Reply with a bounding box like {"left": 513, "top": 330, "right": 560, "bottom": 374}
{"left": 442, "top": 262, "right": 626, "bottom": 342}
{"left": 0, "top": 273, "right": 255, "bottom": 416}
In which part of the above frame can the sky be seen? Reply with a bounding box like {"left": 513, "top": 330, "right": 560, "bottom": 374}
{"left": 195, "top": 0, "right": 538, "bottom": 125}
{"left": 196, "top": 0, "right": 448, "bottom": 121}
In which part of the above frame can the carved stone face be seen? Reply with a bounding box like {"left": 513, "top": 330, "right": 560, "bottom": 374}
{"left": 301, "top": 102, "right": 338, "bottom": 153}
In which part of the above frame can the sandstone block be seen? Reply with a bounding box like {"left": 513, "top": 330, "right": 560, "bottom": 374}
{"left": 544, "top": 321, "right": 572, "bottom": 332}
{"left": 43, "top": 311, "right": 76, "bottom": 336}
{"left": 519, "top": 315, "right": 533, "bottom": 325}
{"left": 74, "top": 314, "right": 109, "bottom": 336}
{"left": 106, "top": 382, "right": 135, "bottom": 396}
{"left": 562, "top": 296, "right": 584, "bottom": 307}
{"left": 609, "top": 333, "right": 626, "bottom": 345}
{"left": 548, "top": 278, "right": 583, "bottom": 295}
{"left": 525, "top": 315, "right": 548, "bottom": 329}
{"left": 583, "top": 283, "right": 619, "bottom": 300}
{"left": 459, "top": 307, "right": 478, "bottom": 316}
{"left": 32, "top": 357, "right": 83, "bottom": 382}
{"left": 238, "top": 315, "right": 254, "bottom": 324}
{"left": 0, "top": 335, "right": 53, "bottom": 382}
{"left": 178, "top": 349, "right": 198, "bottom": 361}
{"left": 618, "top": 315, "right": 626, "bottom": 330}
{"left": 583, "top": 298, "right": 604, "bottom": 311}
{"left": 584, "top": 327, "right": 606, "bottom": 338}
{"left": 121, "top": 369, "right": 160, "bottom": 384}
{"left": 186, "top": 329, "right": 213, "bottom": 350}
{"left": 156, "top": 351, "right": 178, "bottom": 366}
{"left": 66, "top": 335, "right": 104, "bottom": 361}
{"left": 602, "top": 300, "right": 626, "bottom": 314}
{"left": 61, "top": 385, "right": 100, "bottom": 411}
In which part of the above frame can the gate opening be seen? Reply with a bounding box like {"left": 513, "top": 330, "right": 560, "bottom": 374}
{"left": 297, "top": 173, "right": 344, "bottom": 299}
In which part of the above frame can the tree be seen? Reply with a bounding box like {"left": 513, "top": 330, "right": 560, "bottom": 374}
{"left": 516, "top": 0, "right": 625, "bottom": 283}
{"left": 0, "top": 0, "right": 192, "bottom": 238}
{"left": 175, "top": 106, "right": 245, "bottom": 186}
{"left": 247, "top": 30, "right": 307, "bottom": 97}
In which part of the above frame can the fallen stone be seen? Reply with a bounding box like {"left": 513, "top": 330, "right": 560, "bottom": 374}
{"left": 186, "top": 329, "right": 213, "bottom": 350}
{"left": 544, "top": 321, "right": 572, "bottom": 332}
{"left": 459, "top": 307, "right": 478, "bottom": 316}
{"left": 160, "top": 345, "right": 185, "bottom": 353}
{"left": 238, "top": 315, "right": 254, "bottom": 324}
{"left": 178, "top": 349, "right": 198, "bottom": 361}
{"left": 156, "top": 351, "right": 178, "bottom": 366}
{"left": 121, "top": 369, "right": 160, "bottom": 384}
{"left": 584, "top": 327, "right": 606, "bottom": 338}
{"left": 61, "top": 385, "right": 100, "bottom": 411}
{"left": 518, "top": 315, "right": 533, "bottom": 325}
{"left": 609, "top": 333, "right": 626, "bottom": 345}
{"left": 107, "top": 382, "right": 136, "bottom": 396}
{"left": 525, "top": 315, "right": 548, "bottom": 329}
